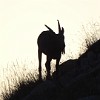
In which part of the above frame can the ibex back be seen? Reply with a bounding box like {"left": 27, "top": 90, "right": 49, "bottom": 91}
{"left": 37, "top": 20, "right": 65, "bottom": 80}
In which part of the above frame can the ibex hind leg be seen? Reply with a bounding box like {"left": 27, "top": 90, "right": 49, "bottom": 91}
{"left": 45, "top": 56, "right": 52, "bottom": 80}
{"left": 38, "top": 49, "right": 42, "bottom": 80}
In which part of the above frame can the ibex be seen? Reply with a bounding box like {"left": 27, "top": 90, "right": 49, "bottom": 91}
{"left": 37, "top": 20, "right": 65, "bottom": 79}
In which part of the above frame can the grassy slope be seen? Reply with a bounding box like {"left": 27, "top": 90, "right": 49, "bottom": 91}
{"left": 4, "top": 39, "right": 100, "bottom": 100}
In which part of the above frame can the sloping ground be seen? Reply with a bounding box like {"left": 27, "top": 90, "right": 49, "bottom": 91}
{"left": 22, "top": 39, "right": 100, "bottom": 100}
{"left": 8, "top": 39, "right": 100, "bottom": 100}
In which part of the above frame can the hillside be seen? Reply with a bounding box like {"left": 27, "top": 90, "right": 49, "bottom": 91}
{"left": 7, "top": 39, "right": 100, "bottom": 100}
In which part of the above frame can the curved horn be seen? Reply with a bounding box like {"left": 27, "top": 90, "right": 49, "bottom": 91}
{"left": 57, "top": 20, "right": 61, "bottom": 33}
{"left": 45, "top": 25, "right": 54, "bottom": 33}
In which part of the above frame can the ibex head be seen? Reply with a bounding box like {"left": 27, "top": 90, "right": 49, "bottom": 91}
{"left": 44, "top": 20, "right": 64, "bottom": 35}
{"left": 45, "top": 20, "right": 65, "bottom": 54}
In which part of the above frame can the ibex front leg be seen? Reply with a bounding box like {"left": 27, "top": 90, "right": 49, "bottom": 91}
{"left": 56, "top": 55, "right": 61, "bottom": 77}
{"left": 45, "top": 56, "right": 52, "bottom": 79}
{"left": 38, "top": 49, "right": 42, "bottom": 80}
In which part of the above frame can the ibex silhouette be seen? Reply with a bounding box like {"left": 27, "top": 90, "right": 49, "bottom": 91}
{"left": 37, "top": 20, "right": 65, "bottom": 80}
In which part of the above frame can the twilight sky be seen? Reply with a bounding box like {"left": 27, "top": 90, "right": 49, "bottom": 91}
{"left": 0, "top": 0, "right": 100, "bottom": 65}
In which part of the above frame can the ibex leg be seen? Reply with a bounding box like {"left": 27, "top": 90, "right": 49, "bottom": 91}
{"left": 56, "top": 56, "right": 61, "bottom": 77}
{"left": 45, "top": 56, "right": 51, "bottom": 79}
{"left": 38, "top": 49, "right": 42, "bottom": 80}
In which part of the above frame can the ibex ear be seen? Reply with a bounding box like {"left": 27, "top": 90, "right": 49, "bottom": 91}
{"left": 61, "top": 27, "right": 64, "bottom": 34}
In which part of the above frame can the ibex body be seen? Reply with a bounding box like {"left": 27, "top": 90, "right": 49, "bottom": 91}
{"left": 37, "top": 20, "right": 65, "bottom": 79}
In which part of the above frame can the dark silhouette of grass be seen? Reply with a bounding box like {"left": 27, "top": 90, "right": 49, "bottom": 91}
{"left": 79, "top": 39, "right": 100, "bottom": 59}
{"left": 4, "top": 39, "right": 100, "bottom": 100}
{"left": 4, "top": 79, "right": 44, "bottom": 100}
